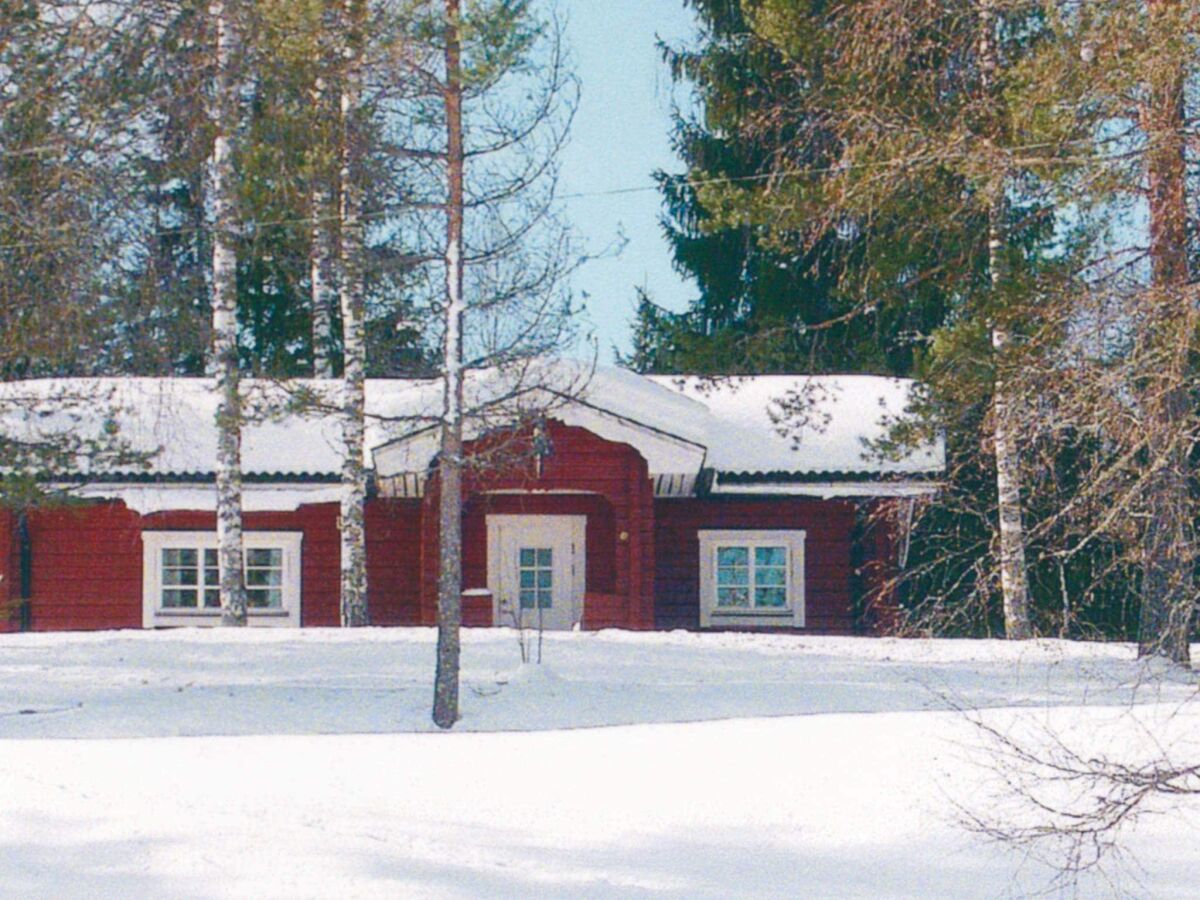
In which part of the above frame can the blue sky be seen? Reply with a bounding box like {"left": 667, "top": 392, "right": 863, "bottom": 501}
{"left": 557, "top": 0, "right": 699, "bottom": 360}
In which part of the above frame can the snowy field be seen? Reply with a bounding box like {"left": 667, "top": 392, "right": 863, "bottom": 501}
{"left": 2, "top": 628, "right": 1199, "bottom": 898}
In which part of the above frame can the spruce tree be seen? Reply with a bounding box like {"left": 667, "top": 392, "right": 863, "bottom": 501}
{"left": 648, "top": 0, "right": 1064, "bottom": 637}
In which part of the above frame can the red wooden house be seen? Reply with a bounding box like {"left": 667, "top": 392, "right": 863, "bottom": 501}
{"left": 0, "top": 367, "right": 942, "bottom": 633}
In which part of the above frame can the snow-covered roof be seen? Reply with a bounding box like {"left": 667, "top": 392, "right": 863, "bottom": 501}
{"left": 0, "top": 367, "right": 942, "bottom": 503}
{"left": 645, "top": 374, "right": 944, "bottom": 477}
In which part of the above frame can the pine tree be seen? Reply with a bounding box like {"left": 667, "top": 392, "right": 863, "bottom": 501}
{"left": 998, "top": 0, "right": 1200, "bottom": 659}
{"left": 1130, "top": 0, "right": 1192, "bottom": 664}
{"left": 366, "top": 0, "right": 581, "bottom": 728}
{"left": 432, "top": 0, "right": 466, "bottom": 730}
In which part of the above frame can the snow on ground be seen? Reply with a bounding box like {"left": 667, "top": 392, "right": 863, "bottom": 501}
{"left": 1, "top": 629, "right": 1198, "bottom": 898}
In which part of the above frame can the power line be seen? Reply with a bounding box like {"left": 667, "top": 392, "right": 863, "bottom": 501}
{"left": 0, "top": 137, "right": 1116, "bottom": 255}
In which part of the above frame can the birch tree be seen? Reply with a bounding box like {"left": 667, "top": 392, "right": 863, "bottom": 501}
{"left": 338, "top": 0, "right": 369, "bottom": 626}
{"left": 979, "top": 0, "right": 1031, "bottom": 640}
{"left": 210, "top": 0, "right": 247, "bottom": 625}
{"left": 310, "top": 0, "right": 337, "bottom": 380}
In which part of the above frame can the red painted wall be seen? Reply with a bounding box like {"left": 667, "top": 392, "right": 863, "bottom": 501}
{"left": 654, "top": 497, "right": 859, "bottom": 633}
{"left": 12, "top": 499, "right": 426, "bottom": 631}
{"left": 22, "top": 503, "right": 143, "bottom": 630}
{"left": 0, "top": 509, "right": 14, "bottom": 631}
{"left": 858, "top": 499, "right": 904, "bottom": 633}
{"left": 366, "top": 499, "right": 423, "bottom": 625}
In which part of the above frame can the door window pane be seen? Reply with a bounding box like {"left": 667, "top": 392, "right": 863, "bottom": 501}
{"left": 517, "top": 547, "right": 553, "bottom": 610}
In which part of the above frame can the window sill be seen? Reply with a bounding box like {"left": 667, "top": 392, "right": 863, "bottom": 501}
{"left": 711, "top": 608, "right": 794, "bottom": 617}
{"left": 155, "top": 609, "right": 291, "bottom": 618}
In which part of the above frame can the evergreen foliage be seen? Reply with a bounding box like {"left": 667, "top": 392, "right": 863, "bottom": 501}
{"left": 640, "top": 0, "right": 1192, "bottom": 643}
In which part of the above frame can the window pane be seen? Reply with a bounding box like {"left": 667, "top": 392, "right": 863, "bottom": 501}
{"left": 204, "top": 549, "right": 218, "bottom": 567}
{"left": 536, "top": 548, "right": 552, "bottom": 567}
{"left": 756, "top": 566, "right": 787, "bottom": 587}
{"left": 246, "top": 548, "right": 282, "bottom": 568}
{"left": 537, "top": 590, "right": 553, "bottom": 609}
{"left": 536, "top": 569, "right": 552, "bottom": 589}
{"left": 519, "top": 569, "right": 536, "bottom": 588}
{"left": 246, "top": 568, "right": 282, "bottom": 587}
{"left": 755, "top": 546, "right": 787, "bottom": 567}
{"left": 162, "top": 548, "right": 197, "bottom": 567}
{"left": 716, "top": 587, "right": 749, "bottom": 607}
{"left": 162, "top": 567, "right": 198, "bottom": 587}
{"left": 247, "top": 588, "right": 282, "bottom": 609}
{"left": 162, "top": 589, "right": 197, "bottom": 609}
{"left": 203, "top": 589, "right": 220, "bottom": 609}
{"left": 519, "top": 589, "right": 535, "bottom": 609}
{"left": 205, "top": 567, "right": 220, "bottom": 587}
{"left": 518, "top": 548, "right": 535, "bottom": 567}
{"left": 755, "top": 587, "right": 787, "bottom": 608}
{"left": 717, "top": 546, "right": 749, "bottom": 567}
{"left": 717, "top": 566, "right": 748, "bottom": 586}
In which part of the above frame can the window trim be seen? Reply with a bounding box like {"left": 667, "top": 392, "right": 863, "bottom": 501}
{"left": 697, "top": 529, "right": 806, "bottom": 628}
{"left": 141, "top": 531, "right": 303, "bottom": 628}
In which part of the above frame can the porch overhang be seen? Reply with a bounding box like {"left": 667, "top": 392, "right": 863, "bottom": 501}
{"left": 370, "top": 397, "right": 707, "bottom": 499}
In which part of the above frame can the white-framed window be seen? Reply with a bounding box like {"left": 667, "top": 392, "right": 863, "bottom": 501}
{"left": 141, "top": 531, "right": 303, "bottom": 628}
{"left": 698, "top": 530, "right": 805, "bottom": 628}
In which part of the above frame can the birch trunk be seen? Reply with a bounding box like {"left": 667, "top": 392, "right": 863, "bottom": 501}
{"left": 338, "top": 0, "right": 369, "bottom": 626}
{"left": 980, "top": 0, "right": 1031, "bottom": 639}
{"left": 432, "top": 0, "right": 465, "bottom": 730}
{"left": 991, "top": 326, "right": 1032, "bottom": 640}
{"left": 210, "top": 0, "right": 246, "bottom": 625}
{"left": 310, "top": 44, "right": 335, "bottom": 380}
{"left": 1137, "top": 0, "right": 1193, "bottom": 665}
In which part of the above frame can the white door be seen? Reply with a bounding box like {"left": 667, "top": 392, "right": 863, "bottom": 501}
{"left": 486, "top": 515, "right": 586, "bottom": 630}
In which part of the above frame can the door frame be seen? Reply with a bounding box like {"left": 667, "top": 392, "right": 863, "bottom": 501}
{"left": 485, "top": 514, "right": 586, "bottom": 629}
